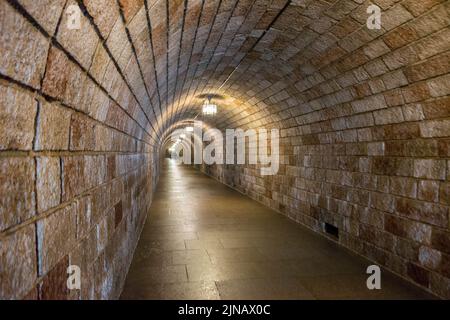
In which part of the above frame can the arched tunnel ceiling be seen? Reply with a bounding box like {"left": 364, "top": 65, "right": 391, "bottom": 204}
{"left": 4, "top": 0, "right": 450, "bottom": 148}
{"left": 95, "top": 0, "right": 297, "bottom": 142}
{"left": 7, "top": 0, "right": 398, "bottom": 145}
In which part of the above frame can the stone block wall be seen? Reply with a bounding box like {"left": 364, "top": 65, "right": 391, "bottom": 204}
{"left": 197, "top": 0, "right": 450, "bottom": 299}
{"left": 0, "top": 0, "right": 159, "bottom": 299}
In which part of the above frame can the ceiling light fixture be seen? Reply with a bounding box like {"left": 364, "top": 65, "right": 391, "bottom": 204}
{"left": 202, "top": 97, "right": 217, "bottom": 115}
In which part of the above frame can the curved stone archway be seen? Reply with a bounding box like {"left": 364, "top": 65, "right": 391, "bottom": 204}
{"left": 0, "top": 0, "right": 449, "bottom": 299}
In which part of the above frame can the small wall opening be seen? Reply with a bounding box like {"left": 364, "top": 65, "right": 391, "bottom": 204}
{"left": 324, "top": 223, "right": 339, "bottom": 239}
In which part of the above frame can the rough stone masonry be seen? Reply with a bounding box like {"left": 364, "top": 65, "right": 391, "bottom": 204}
{"left": 0, "top": 0, "right": 449, "bottom": 299}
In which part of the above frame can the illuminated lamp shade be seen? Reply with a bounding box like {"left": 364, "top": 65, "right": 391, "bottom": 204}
{"left": 202, "top": 99, "right": 217, "bottom": 115}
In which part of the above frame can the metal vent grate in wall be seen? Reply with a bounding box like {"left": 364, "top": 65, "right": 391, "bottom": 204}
{"left": 324, "top": 223, "right": 339, "bottom": 239}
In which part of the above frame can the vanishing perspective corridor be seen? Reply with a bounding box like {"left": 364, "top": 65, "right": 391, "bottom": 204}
{"left": 1, "top": 0, "right": 449, "bottom": 301}
{"left": 121, "top": 159, "right": 434, "bottom": 299}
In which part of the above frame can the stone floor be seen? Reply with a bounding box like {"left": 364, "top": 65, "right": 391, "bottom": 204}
{"left": 120, "top": 159, "right": 435, "bottom": 300}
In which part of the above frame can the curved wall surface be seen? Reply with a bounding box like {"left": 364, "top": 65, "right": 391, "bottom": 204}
{"left": 0, "top": 0, "right": 449, "bottom": 299}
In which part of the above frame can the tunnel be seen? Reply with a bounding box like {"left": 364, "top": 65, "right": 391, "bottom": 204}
{"left": 0, "top": 0, "right": 449, "bottom": 300}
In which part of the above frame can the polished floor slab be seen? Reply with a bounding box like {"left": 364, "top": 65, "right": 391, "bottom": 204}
{"left": 120, "top": 159, "right": 435, "bottom": 300}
